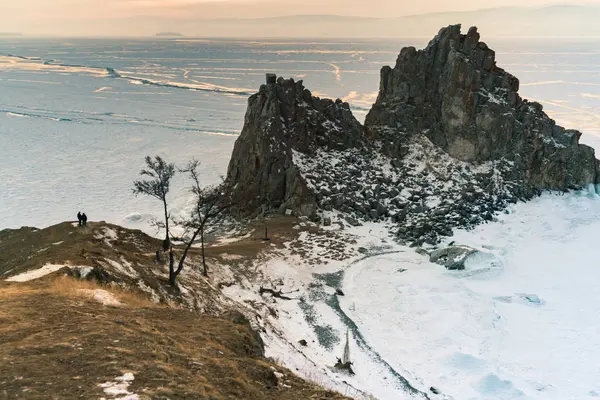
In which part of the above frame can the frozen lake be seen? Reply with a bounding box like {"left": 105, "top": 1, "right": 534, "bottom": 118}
{"left": 1, "top": 37, "right": 600, "bottom": 231}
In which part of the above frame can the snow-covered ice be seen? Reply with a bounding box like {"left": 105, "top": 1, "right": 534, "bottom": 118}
{"left": 337, "top": 190, "right": 600, "bottom": 399}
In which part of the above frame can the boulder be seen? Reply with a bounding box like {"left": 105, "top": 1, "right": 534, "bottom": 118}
{"left": 429, "top": 245, "right": 477, "bottom": 270}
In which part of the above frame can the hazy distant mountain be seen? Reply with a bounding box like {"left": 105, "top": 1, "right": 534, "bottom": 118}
{"left": 156, "top": 32, "right": 183, "bottom": 37}
{"left": 0, "top": 32, "right": 22, "bottom": 37}
{"left": 23, "top": 5, "right": 600, "bottom": 38}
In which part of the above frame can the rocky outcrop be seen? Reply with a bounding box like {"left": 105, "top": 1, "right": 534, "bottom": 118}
{"left": 365, "top": 24, "right": 599, "bottom": 191}
{"left": 226, "top": 76, "right": 363, "bottom": 217}
{"left": 226, "top": 25, "right": 600, "bottom": 244}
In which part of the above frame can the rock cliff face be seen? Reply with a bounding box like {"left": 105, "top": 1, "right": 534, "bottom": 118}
{"left": 365, "top": 25, "right": 599, "bottom": 191}
{"left": 226, "top": 75, "right": 363, "bottom": 217}
{"left": 226, "top": 26, "right": 600, "bottom": 244}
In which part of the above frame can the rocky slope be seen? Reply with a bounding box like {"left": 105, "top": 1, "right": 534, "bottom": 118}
{"left": 226, "top": 25, "right": 600, "bottom": 245}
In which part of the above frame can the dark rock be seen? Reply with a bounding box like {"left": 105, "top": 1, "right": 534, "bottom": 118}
{"left": 335, "top": 288, "right": 345, "bottom": 296}
{"left": 370, "top": 209, "right": 379, "bottom": 220}
{"left": 266, "top": 73, "right": 277, "bottom": 84}
{"left": 298, "top": 339, "right": 308, "bottom": 346}
{"left": 430, "top": 386, "right": 441, "bottom": 395}
{"left": 345, "top": 216, "right": 360, "bottom": 227}
{"left": 365, "top": 24, "right": 599, "bottom": 190}
{"left": 226, "top": 77, "right": 363, "bottom": 218}
{"left": 429, "top": 245, "right": 477, "bottom": 270}
{"left": 415, "top": 248, "right": 429, "bottom": 256}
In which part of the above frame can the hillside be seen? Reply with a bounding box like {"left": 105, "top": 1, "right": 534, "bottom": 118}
{"left": 0, "top": 280, "right": 347, "bottom": 399}
{"left": 0, "top": 221, "right": 351, "bottom": 399}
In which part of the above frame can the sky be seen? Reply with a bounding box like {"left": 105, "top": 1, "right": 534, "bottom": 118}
{"left": 1, "top": 0, "right": 599, "bottom": 36}
{"left": 2, "top": 0, "right": 595, "bottom": 20}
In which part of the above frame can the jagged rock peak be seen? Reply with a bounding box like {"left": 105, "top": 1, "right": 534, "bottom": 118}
{"left": 225, "top": 32, "right": 600, "bottom": 245}
{"left": 366, "top": 24, "right": 599, "bottom": 190}
{"left": 226, "top": 74, "right": 363, "bottom": 217}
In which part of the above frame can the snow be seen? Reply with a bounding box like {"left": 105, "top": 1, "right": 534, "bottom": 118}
{"left": 79, "top": 289, "right": 122, "bottom": 306}
{"left": 103, "top": 227, "right": 118, "bottom": 241}
{"left": 337, "top": 191, "right": 600, "bottom": 399}
{"left": 210, "top": 232, "right": 252, "bottom": 246}
{"left": 221, "top": 223, "right": 429, "bottom": 399}
{"left": 5, "top": 263, "right": 66, "bottom": 282}
{"left": 219, "top": 253, "right": 245, "bottom": 261}
{"left": 99, "top": 259, "right": 139, "bottom": 279}
{"left": 480, "top": 89, "right": 507, "bottom": 105}
{"left": 98, "top": 373, "right": 138, "bottom": 399}
{"left": 77, "top": 266, "right": 94, "bottom": 278}
{"left": 137, "top": 280, "right": 161, "bottom": 303}
{"left": 219, "top": 190, "right": 600, "bottom": 400}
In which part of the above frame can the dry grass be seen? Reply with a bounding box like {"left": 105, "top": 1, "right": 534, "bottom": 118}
{"left": 0, "top": 280, "right": 351, "bottom": 400}
{"left": 0, "top": 219, "right": 354, "bottom": 399}
{"left": 49, "top": 276, "right": 158, "bottom": 308}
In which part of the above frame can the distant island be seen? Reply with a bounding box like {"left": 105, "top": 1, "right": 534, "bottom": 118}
{"left": 0, "top": 33, "right": 23, "bottom": 37}
{"left": 156, "top": 32, "right": 183, "bottom": 37}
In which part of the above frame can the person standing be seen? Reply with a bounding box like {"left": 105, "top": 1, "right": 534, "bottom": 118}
{"left": 81, "top": 212, "right": 88, "bottom": 227}
{"left": 77, "top": 212, "right": 82, "bottom": 226}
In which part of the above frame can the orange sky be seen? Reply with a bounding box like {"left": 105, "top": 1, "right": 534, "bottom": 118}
{"left": 2, "top": 0, "right": 595, "bottom": 20}
{"left": 1, "top": 0, "right": 598, "bottom": 35}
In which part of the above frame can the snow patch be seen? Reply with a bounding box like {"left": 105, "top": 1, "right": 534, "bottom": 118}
{"left": 100, "top": 258, "right": 138, "bottom": 278}
{"left": 98, "top": 372, "right": 137, "bottom": 399}
{"left": 219, "top": 253, "right": 245, "bottom": 261}
{"left": 77, "top": 266, "right": 94, "bottom": 278}
{"left": 79, "top": 289, "right": 122, "bottom": 306}
{"left": 5, "top": 263, "right": 66, "bottom": 282}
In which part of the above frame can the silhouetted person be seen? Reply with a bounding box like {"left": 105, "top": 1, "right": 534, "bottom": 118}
{"left": 77, "top": 212, "right": 82, "bottom": 226}
{"left": 81, "top": 212, "right": 88, "bottom": 227}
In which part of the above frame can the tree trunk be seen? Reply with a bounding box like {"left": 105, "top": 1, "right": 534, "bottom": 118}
{"left": 168, "top": 247, "right": 175, "bottom": 285}
{"left": 162, "top": 198, "right": 170, "bottom": 250}
{"left": 201, "top": 227, "right": 208, "bottom": 277}
{"left": 173, "top": 226, "right": 202, "bottom": 281}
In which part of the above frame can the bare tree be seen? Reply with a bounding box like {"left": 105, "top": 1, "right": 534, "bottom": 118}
{"left": 173, "top": 160, "right": 235, "bottom": 279}
{"left": 132, "top": 157, "right": 234, "bottom": 286}
{"left": 132, "top": 155, "right": 176, "bottom": 251}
